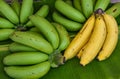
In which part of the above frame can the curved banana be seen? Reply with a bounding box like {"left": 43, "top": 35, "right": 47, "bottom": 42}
{"left": 9, "top": 42, "right": 38, "bottom": 52}
{"left": 0, "top": 0, "right": 19, "bottom": 24}
{"left": 25, "top": 5, "right": 49, "bottom": 27}
{"left": 20, "top": 0, "right": 33, "bottom": 24}
{"left": 63, "top": 14, "right": 95, "bottom": 61}
{"left": 29, "top": 15, "right": 59, "bottom": 49}
{"left": 52, "top": 23, "right": 70, "bottom": 51}
{"left": 80, "top": 14, "right": 106, "bottom": 66}
{"left": 10, "top": 0, "right": 21, "bottom": 16}
{"left": 55, "top": 0, "right": 86, "bottom": 23}
{"left": 3, "top": 52, "right": 48, "bottom": 65}
{"left": 97, "top": 13, "right": 118, "bottom": 61}
{"left": 81, "top": 0, "right": 93, "bottom": 18}
{"left": 10, "top": 31, "right": 53, "bottom": 54}
{"left": 4, "top": 61, "right": 50, "bottom": 79}
{"left": 0, "top": 29, "right": 15, "bottom": 41}
{"left": 106, "top": 2, "right": 120, "bottom": 18}
{"left": 0, "top": 17, "right": 14, "bottom": 29}
{"left": 94, "top": 0, "right": 110, "bottom": 11}
{"left": 73, "top": 0, "right": 82, "bottom": 12}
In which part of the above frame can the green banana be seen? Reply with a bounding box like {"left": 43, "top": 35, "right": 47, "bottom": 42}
{"left": 25, "top": 5, "right": 49, "bottom": 27}
{"left": 4, "top": 61, "right": 50, "bottom": 79}
{"left": 106, "top": 2, "right": 120, "bottom": 18}
{"left": 29, "top": 15, "right": 59, "bottom": 49}
{"left": 0, "top": 29, "right": 15, "bottom": 41}
{"left": 94, "top": 0, "right": 110, "bottom": 11}
{"left": 10, "top": 31, "right": 53, "bottom": 54}
{"left": 0, "top": 0, "right": 19, "bottom": 24}
{"left": 20, "top": 0, "right": 33, "bottom": 24}
{"left": 10, "top": 0, "right": 21, "bottom": 16}
{"left": 81, "top": 0, "right": 93, "bottom": 18}
{"left": 29, "top": 27, "right": 40, "bottom": 33}
{"left": 0, "top": 17, "right": 14, "bottom": 29}
{"left": 73, "top": 0, "right": 82, "bottom": 12}
{"left": 52, "top": 12, "right": 83, "bottom": 31}
{"left": 9, "top": 42, "right": 38, "bottom": 52}
{"left": 52, "top": 23, "right": 70, "bottom": 51}
{"left": 0, "top": 44, "right": 9, "bottom": 53}
{"left": 55, "top": 0, "right": 86, "bottom": 23}
{"left": 3, "top": 52, "right": 48, "bottom": 65}
{"left": 65, "top": 0, "right": 73, "bottom": 6}
{"left": 92, "top": 0, "right": 96, "bottom": 6}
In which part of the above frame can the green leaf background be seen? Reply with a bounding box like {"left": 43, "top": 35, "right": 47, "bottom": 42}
{"left": 0, "top": 0, "right": 120, "bottom": 79}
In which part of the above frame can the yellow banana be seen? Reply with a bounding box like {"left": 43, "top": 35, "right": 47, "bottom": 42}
{"left": 97, "top": 13, "right": 118, "bottom": 61}
{"left": 80, "top": 15, "right": 107, "bottom": 66}
{"left": 63, "top": 14, "right": 95, "bottom": 61}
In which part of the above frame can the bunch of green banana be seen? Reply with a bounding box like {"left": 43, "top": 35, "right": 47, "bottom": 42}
{"left": 0, "top": 0, "right": 70, "bottom": 78}
{"left": 63, "top": 8, "right": 118, "bottom": 66}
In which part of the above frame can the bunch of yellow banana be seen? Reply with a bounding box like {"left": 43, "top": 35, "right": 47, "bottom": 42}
{"left": 63, "top": 8, "right": 118, "bottom": 66}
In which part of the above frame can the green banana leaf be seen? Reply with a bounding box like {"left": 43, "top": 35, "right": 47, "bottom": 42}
{"left": 1, "top": 0, "right": 120, "bottom": 79}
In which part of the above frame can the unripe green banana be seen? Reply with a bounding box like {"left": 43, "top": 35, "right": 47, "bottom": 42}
{"left": 3, "top": 52, "right": 48, "bottom": 65}
{"left": 106, "top": 2, "right": 120, "bottom": 18}
{"left": 73, "top": 0, "right": 82, "bottom": 12}
{"left": 10, "top": 31, "right": 53, "bottom": 54}
{"left": 65, "top": 0, "right": 73, "bottom": 6}
{"left": 52, "top": 12, "right": 82, "bottom": 31}
{"left": 29, "top": 27, "right": 40, "bottom": 33}
{"left": 25, "top": 5, "right": 49, "bottom": 27}
{"left": 0, "top": 17, "right": 14, "bottom": 29}
{"left": 0, "top": 29, "right": 15, "bottom": 41}
{"left": 4, "top": 61, "right": 50, "bottom": 79}
{"left": 0, "top": 44, "right": 9, "bottom": 53}
{"left": 0, "top": 0, "right": 19, "bottom": 24}
{"left": 20, "top": 0, "right": 33, "bottom": 24}
{"left": 10, "top": 0, "right": 21, "bottom": 16}
{"left": 29, "top": 15, "right": 59, "bottom": 49}
{"left": 55, "top": 0, "right": 86, "bottom": 23}
{"left": 94, "top": 0, "right": 110, "bottom": 11}
{"left": 52, "top": 23, "right": 70, "bottom": 51}
{"left": 81, "top": 0, "right": 93, "bottom": 18}
{"left": 9, "top": 42, "right": 38, "bottom": 52}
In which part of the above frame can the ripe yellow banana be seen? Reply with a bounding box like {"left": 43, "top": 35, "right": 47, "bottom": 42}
{"left": 97, "top": 13, "right": 118, "bottom": 61}
{"left": 63, "top": 14, "right": 95, "bottom": 61}
{"left": 80, "top": 15, "right": 106, "bottom": 66}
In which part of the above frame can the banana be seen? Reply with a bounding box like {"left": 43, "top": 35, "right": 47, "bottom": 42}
{"left": 0, "top": 17, "right": 14, "bottom": 29}
{"left": 52, "top": 12, "right": 82, "bottom": 31}
{"left": 20, "top": 0, "right": 33, "bottom": 24}
{"left": 25, "top": 5, "right": 49, "bottom": 27}
{"left": 29, "top": 15, "right": 59, "bottom": 49}
{"left": 4, "top": 61, "right": 50, "bottom": 79}
{"left": 65, "top": 0, "right": 73, "bottom": 6}
{"left": 29, "top": 27, "right": 40, "bottom": 33}
{"left": 81, "top": 0, "right": 93, "bottom": 18}
{"left": 55, "top": 0, "right": 86, "bottom": 23}
{"left": 73, "top": 0, "right": 82, "bottom": 12}
{"left": 106, "top": 2, "right": 120, "bottom": 18}
{"left": 0, "top": 44, "right": 9, "bottom": 53}
{"left": 10, "top": 0, "right": 21, "bottom": 16}
{"left": 0, "top": 0, "right": 19, "bottom": 24}
{"left": 10, "top": 31, "right": 53, "bottom": 54}
{"left": 97, "top": 13, "right": 118, "bottom": 61}
{"left": 0, "top": 29, "right": 15, "bottom": 41}
{"left": 3, "top": 52, "right": 48, "bottom": 65}
{"left": 80, "top": 14, "right": 107, "bottom": 66}
{"left": 63, "top": 14, "right": 95, "bottom": 61}
{"left": 9, "top": 42, "right": 38, "bottom": 52}
{"left": 94, "top": 0, "right": 110, "bottom": 11}
{"left": 52, "top": 23, "right": 70, "bottom": 51}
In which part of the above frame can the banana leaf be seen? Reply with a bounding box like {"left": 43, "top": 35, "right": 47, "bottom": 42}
{"left": 1, "top": 0, "right": 120, "bottom": 79}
